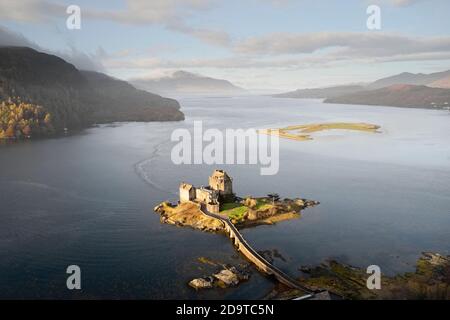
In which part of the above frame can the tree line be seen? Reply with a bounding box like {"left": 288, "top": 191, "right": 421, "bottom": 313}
{"left": 0, "top": 99, "right": 54, "bottom": 139}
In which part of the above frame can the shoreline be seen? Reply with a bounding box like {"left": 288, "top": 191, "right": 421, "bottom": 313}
{"left": 266, "top": 252, "right": 450, "bottom": 300}
{"left": 154, "top": 196, "right": 319, "bottom": 232}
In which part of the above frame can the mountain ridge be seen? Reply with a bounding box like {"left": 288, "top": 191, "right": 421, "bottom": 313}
{"left": 273, "top": 85, "right": 366, "bottom": 99}
{"left": 131, "top": 70, "right": 246, "bottom": 96}
{"left": 0, "top": 46, "right": 184, "bottom": 135}
{"left": 324, "top": 84, "right": 450, "bottom": 109}
{"left": 274, "top": 69, "right": 450, "bottom": 109}
{"left": 368, "top": 70, "right": 450, "bottom": 89}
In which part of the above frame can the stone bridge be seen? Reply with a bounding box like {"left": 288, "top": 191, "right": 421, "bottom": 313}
{"left": 200, "top": 204, "right": 313, "bottom": 294}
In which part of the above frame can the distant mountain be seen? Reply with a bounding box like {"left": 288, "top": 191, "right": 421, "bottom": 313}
{"left": 273, "top": 85, "right": 366, "bottom": 99}
{"left": 275, "top": 69, "right": 450, "bottom": 101}
{"left": 0, "top": 47, "right": 183, "bottom": 133}
{"left": 428, "top": 75, "right": 450, "bottom": 89}
{"left": 325, "top": 84, "right": 450, "bottom": 109}
{"left": 368, "top": 70, "right": 450, "bottom": 89}
{"left": 131, "top": 71, "right": 246, "bottom": 96}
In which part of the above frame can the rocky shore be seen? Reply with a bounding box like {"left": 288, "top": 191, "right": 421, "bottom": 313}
{"left": 154, "top": 202, "right": 224, "bottom": 232}
{"left": 266, "top": 252, "right": 450, "bottom": 300}
{"left": 236, "top": 197, "right": 319, "bottom": 227}
{"left": 153, "top": 196, "right": 319, "bottom": 232}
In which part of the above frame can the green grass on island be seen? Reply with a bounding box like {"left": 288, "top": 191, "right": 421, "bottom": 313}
{"left": 220, "top": 198, "right": 275, "bottom": 223}
{"left": 220, "top": 202, "right": 248, "bottom": 222}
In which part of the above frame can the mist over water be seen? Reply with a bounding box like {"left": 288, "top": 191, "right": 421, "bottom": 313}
{"left": 0, "top": 96, "right": 449, "bottom": 298}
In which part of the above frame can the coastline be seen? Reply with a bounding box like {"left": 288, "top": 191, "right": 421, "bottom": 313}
{"left": 154, "top": 196, "right": 319, "bottom": 232}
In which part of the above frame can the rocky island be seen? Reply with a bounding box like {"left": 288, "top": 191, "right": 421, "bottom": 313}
{"left": 154, "top": 170, "right": 319, "bottom": 232}
{"left": 189, "top": 260, "right": 251, "bottom": 290}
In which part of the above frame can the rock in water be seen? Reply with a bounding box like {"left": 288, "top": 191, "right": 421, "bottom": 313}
{"left": 189, "top": 277, "right": 214, "bottom": 289}
{"left": 213, "top": 269, "right": 240, "bottom": 287}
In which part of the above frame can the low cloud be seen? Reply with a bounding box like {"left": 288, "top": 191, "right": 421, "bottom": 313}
{"left": 0, "top": 25, "right": 37, "bottom": 47}
{"left": 55, "top": 47, "right": 106, "bottom": 72}
{"left": 103, "top": 53, "right": 341, "bottom": 71}
{"left": 102, "top": 30, "right": 450, "bottom": 74}
{"left": 0, "top": 25, "right": 105, "bottom": 72}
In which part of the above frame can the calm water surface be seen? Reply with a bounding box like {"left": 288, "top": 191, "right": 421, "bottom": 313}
{"left": 0, "top": 96, "right": 449, "bottom": 298}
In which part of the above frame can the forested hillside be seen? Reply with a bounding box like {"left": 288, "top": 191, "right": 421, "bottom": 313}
{"left": 0, "top": 47, "right": 184, "bottom": 138}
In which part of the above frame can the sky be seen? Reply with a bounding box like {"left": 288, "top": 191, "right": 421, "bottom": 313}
{"left": 0, "top": 0, "right": 450, "bottom": 91}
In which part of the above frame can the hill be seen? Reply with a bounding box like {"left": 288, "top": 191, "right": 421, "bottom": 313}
{"left": 131, "top": 71, "right": 246, "bottom": 96}
{"left": 80, "top": 70, "right": 184, "bottom": 123}
{"left": 325, "top": 84, "right": 450, "bottom": 109}
{"left": 274, "top": 69, "right": 450, "bottom": 101}
{"left": 368, "top": 70, "right": 450, "bottom": 89}
{"left": 0, "top": 47, "right": 183, "bottom": 136}
{"left": 273, "top": 85, "right": 365, "bottom": 99}
{"left": 428, "top": 75, "right": 450, "bottom": 89}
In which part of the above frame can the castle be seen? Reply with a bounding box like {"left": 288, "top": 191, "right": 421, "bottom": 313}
{"left": 179, "top": 170, "right": 234, "bottom": 213}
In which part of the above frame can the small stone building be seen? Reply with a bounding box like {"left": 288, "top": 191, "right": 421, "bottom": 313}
{"left": 179, "top": 170, "right": 234, "bottom": 214}
{"left": 179, "top": 183, "right": 195, "bottom": 202}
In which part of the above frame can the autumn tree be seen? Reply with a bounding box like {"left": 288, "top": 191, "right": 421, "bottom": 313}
{"left": 0, "top": 100, "right": 52, "bottom": 139}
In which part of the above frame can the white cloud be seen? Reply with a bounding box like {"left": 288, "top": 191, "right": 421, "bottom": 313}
{"left": 0, "top": 0, "right": 230, "bottom": 46}
{"left": 84, "top": 0, "right": 215, "bottom": 24}
{"left": 84, "top": 0, "right": 230, "bottom": 46}
{"left": 0, "top": 0, "right": 63, "bottom": 23}
{"left": 235, "top": 32, "right": 450, "bottom": 59}
{"left": 100, "top": 30, "right": 450, "bottom": 78}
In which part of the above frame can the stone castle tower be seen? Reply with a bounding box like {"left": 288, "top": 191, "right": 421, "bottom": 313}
{"left": 208, "top": 170, "right": 233, "bottom": 198}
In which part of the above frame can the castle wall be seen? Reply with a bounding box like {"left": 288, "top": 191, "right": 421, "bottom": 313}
{"left": 180, "top": 170, "right": 232, "bottom": 208}
{"left": 195, "top": 188, "right": 212, "bottom": 203}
